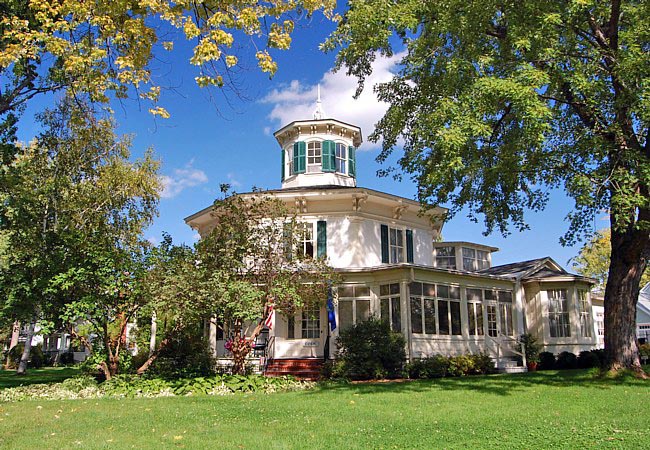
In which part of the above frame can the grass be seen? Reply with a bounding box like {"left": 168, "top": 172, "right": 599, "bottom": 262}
{"left": 0, "top": 367, "right": 80, "bottom": 389}
{"left": 1, "top": 368, "right": 649, "bottom": 449}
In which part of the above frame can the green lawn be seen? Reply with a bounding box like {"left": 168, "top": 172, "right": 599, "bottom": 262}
{"left": 1, "top": 369, "right": 649, "bottom": 449}
{"left": 0, "top": 367, "right": 80, "bottom": 389}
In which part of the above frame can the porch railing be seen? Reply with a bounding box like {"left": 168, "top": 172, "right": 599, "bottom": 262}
{"left": 485, "top": 333, "right": 527, "bottom": 369}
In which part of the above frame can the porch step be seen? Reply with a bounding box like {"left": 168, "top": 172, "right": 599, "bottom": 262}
{"left": 494, "top": 357, "right": 527, "bottom": 374}
{"left": 265, "top": 358, "right": 324, "bottom": 380}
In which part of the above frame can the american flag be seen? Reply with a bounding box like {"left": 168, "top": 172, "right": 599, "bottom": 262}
{"left": 264, "top": 304, "right": 274, "bottom": 329}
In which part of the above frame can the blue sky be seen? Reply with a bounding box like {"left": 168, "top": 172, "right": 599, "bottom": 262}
{"left": 14, "top": 11, "right": 606, "bottom": 270}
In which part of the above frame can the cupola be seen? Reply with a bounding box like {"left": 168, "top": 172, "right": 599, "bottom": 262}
{"left": 273, "top": 86, "right": 363, "bottom": 189}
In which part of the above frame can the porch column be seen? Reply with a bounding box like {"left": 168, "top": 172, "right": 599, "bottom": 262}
{"left": 569, "top": 285, "right": 580, "bottom": 339}
{"left": 514, "top": 281, "right": 526, "bottom": 337}
{"left": 149, "top": 311, "right": 157, "bottom": 357}
{"left": 400, "top": 280, "right": 411, "bottom": 361}
{"left": 9, "top": 321, "right": 20, "bottom": 351}
{"left": 208, "top": 316, "right": 218, "bottom": 357}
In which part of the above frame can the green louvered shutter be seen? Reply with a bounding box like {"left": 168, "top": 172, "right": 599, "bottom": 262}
{"left": 380, "top": 224, "right": 389, "bottom": 263}
{"left": 406, "top": 229, "right": 414, "bottom": 263}
{"left": 322, "top": 140, "right": 336, "bottom": 172}
{"left": 349, "top": 146, "right": 356, "bottom": 177}
{"left": 281, "top": 149, "right": 285, "bottom": 181}
{"left": 298, "top": 141, "right": 306, "bottom": 173}
{"left": 317, "top": 220, "right": 327, "bottom": 258}
{"left": 293, "top": 141, "right": 306, "bottom": 174}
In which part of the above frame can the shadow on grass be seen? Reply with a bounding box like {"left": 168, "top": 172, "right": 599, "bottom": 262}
{"left": 310, "top": 367, "right": 650, "bottom": 397}
{"left": 0, "top": 367, "right": 79, "bottom": 389}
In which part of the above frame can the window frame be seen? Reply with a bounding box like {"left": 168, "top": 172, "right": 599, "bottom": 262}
{"left": 389, "top": 227, "right": 405, "bottom": 264}
{"left": 409, "top": 282, "right": 437, "bottom": 335}
{"left": 462, "top": 247, "right": 490, "bottom": 271}
{"left": 436, "top": 284, "right": 462, "bottom": 336}
{"left": 577, "top": 289, "right": 592, "bottom": 338}
{"left": 307, "top": 141, "right": 322, "bottom": 173}
{"left": 335, "top": 142, "right": 347, "bottom": 174}
{"left": 337, "top": 285, "right": 371, "bottom": 331}
{"left": 297, "top": 222, "right": 315, "bottom": 258}
{"left": 380, "top": 283, "right": 402, "bottom": 332}
{"left": 301, "top": 306, "right": 321, "bottom": 339}
{"left": 434, "top": 246, "right": 457, "bottom": 269}
{"left": 547, "top": 289, "right": 571, "bottom": 338}
{"left": 466, "top": 288, "right": 484, "bottom": 336}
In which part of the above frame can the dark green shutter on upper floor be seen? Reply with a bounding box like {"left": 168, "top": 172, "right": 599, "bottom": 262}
{"left": 281, "top": 149, "right": 285, "bottom": 181}
{"left": 349, "top": 146, "right": 356, "bottom": 177}
{"left": 380, "top": 224, "right": 389, "bottom": 263}
{"left": 406, "top": 229, "right": 414, "bottom": 263}
{"left": 317, "top": 220, "right": 327, "bottom": 258}
{"left": 322, "top": 140, "right": 336, "bottom": 172}
{"left": 293, "top": 141, "right": 306, "bottom": 174}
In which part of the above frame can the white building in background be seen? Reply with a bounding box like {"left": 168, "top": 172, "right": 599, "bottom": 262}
{"left": 185, "top": 99, "right": 599, "bottom": 375}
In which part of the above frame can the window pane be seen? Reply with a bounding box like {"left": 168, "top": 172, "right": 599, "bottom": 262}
{"left": 356, "top": 286, "right": 370, "bottom": 297}
{"left": 476, "top": 303, "right": 484, "bottom": 335}
{"left": 449, "top": 286, "right": 460, "bottom": 299}
{"left": 451, "top": 302, "right": 461, "bottom": 335}
{"left": 410, "top": 297, "right": 423, "bottom": 334}
{"left": 438, "top": 300, "right": 449, "bottom": 335}
{"left": 462, "top": 247, "right": 476, "bottom": 258}
{"left": 467, "top": 288, "right": 482, "bottom": 302}
{"left": 437, "top": 284, "right": 449, "bottom": 299}
{"left": 484, "top": 290, "right": 495, "bottom": 301}
{"left": 468, "top": 303, "right": 476, "bottom": 335}
{"left": 424, "top": 299, "right": 436, "bottom": 334}
{"left": 390, "top": 283, "right": 400, "bottom": 295}
{"left": 391, "top": 298, "right": 401, "bottom": 332}
{"left": 380, "top": 284, "right": 389, "bottom": 296}
{"left": 498, "top": 291, "right": 513, "bottom": 303}
{"left": 409, "top": 282, "right": 422, "bottom": 296}
{"left": 339, "top": 300, "right": 353, "bottom": 331}
{"left": 356, "top": 299, "right": 370, "bottom": 322}
{"left": 380, "top": 298, "right": 390, "bottom": 322}
{"left": 487, "top": 305, "right": 497, "bottom": 337}
{"left": 338, "top": 286, "right": 354, "bottom": 298}
{"left": 423, "top": 283, "right": 436, "bottom": 297}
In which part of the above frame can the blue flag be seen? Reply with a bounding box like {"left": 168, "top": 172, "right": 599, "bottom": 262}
{"left": 326, "top": 285, "right": 337, "bottom": 331}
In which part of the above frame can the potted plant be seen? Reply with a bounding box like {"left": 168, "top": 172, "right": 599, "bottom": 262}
{"left": 519, "top": 333, "right": 542, "bottom": 371}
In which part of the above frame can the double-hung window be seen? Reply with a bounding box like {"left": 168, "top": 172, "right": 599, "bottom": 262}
{"left": 297, "top": 222, "right": 314, "bottom": 258}
{"left": 437, "top": 284, "right": 462, "bottom": 335}
{"left": 498, "top": 291, "right": 514, "bottom": 337}
{"left": 462, "top": 247, "right": 490, "bottom": 271}
{"left": 335, "top": 143, "right": 347, "bottom": 174}
{"left": 380, "top": 224, "right": 414, "bottom": 264}
{"left": 307, "top": 141, "right": 322, "bottom": 173}
{"left": 389, "top": 228, "right": 404, "bottom": 263}
{"left": 337, "top": 285, "right": 371, "bottom": 331}
{"left": 301, "top": 306, "right": 320, "bottom": 339}
{"left": 466, "top": 288, "right": 484, "bottom": 336}
{"left": 380, "top": 283, "right": 401, "bottom": 332}
{"left": 435, "top": 246, "right": 456, "bottom": 269}
{"left": 409, "top": 282, "right": 437, "bottom": 334}
{"left": 577, "top": 289, "right": 592, "bottom": 338}
{"left": 547, "top": 289, "right": 571, "bottom": 337}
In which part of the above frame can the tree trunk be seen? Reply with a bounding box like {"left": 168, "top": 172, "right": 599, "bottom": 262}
{"left": 604, "top": 226, "right": 647, "bottom": 374}
{"left": 137, "top": 337, "right": 171, "bottom": 375}
{"left": 149, "top": 311, "right": 157, "bottom": 357}
{"left": 16, "top": 318, "right": 36, "bottom": 375}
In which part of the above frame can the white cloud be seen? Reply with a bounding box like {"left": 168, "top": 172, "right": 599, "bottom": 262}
{"left": 226, "top": 172, "right": 242, "bottom": 188}
{"left": 160, "top": 160, "right": 209, "bottom": 199}
{"left": 261, "top": 53, "right": 404, "bottom": 150}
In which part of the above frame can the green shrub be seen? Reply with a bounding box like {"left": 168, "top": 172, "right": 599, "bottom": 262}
{"left": 333, "top": 319, "right": 406, "bottom": 380}
{"left": 59, "top": 352, "right": 75, "bottom": 366}
{"left": 146, "top": 331, "right": 216, "bottom": 379}
{"left": 448, "top": 355, "right": 474, "bottom": 377}
{"left": 519, "top": 333, "right": 542, "bottom": 364}
{"left": 6, "top": 344, "right": 44, "bottom": 369}
{"left": 468, "top": 353, "right": 496, "bottom": 375}
{"left": 555, "top": 351, "right": 578, "bottom": 370}
{"left": 406, "top": 355, "right": 449, "bottom": 379}
{"left": 538, "top": 351, "right": 555, "bottom": 370}
{"left": 577, "top": 350, "right": 601, "bottom": 369}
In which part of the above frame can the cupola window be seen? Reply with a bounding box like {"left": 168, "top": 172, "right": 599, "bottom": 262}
{"left": 307, "top": 141, "right": 322, "bottom": 173}
{"left": 335, "top": 143, "right": 347, "bottom": 173}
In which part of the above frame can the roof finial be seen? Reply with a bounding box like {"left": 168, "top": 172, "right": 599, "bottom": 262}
{"left": 313, "top": 84, "right": 325, "bottom": 120}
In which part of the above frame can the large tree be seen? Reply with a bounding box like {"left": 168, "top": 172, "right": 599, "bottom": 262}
{"left": 327, "top": 0, "right": 650, "bottom": 372}
{"left": 193, "top": 189, "right": 337, "bottom": 375}
{"left": 0, "top": 0, "right": 335, "bottom": 117}
{"left": 0, "top": 100, "right": 160, "bottom": 374}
